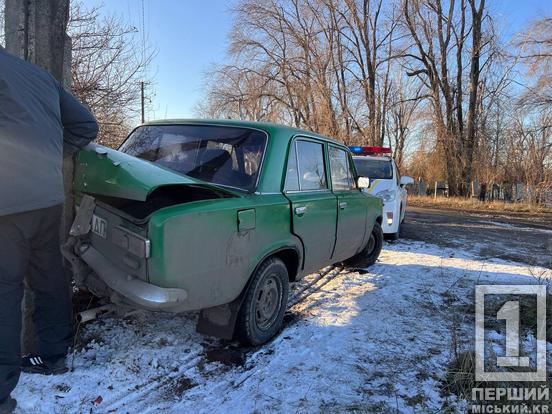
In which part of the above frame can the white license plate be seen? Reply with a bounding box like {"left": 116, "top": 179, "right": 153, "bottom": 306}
{"left": 91, "top": 215, "right": 107, "bottom": 239}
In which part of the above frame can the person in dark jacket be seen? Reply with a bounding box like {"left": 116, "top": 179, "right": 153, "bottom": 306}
{"left": 0, "top": 45, "right": 98, "bottom": 413}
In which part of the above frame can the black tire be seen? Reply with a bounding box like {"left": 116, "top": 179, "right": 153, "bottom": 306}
{"left": 236, "top": 257, "right": 289, "bottom": 346}
{"left": 345, "top": 221, "right": 384, "bottom": 268}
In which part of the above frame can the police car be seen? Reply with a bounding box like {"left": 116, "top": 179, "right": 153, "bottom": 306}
{"left": 350, "top": 146, "right": 414, "bottom": 240}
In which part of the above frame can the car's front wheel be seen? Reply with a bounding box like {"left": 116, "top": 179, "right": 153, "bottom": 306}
{"left": 236, "top": 257, "right": 289, "bottom": 346}
{"left": 345, "top": 221, "right": 384, "bottom": 268}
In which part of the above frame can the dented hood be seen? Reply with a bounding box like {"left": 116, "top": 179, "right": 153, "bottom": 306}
{"left": 74, "top": 144, "right": 230, "bottom": 201}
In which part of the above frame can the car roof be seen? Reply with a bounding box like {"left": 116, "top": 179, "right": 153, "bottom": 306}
{"left": 353, "top": 155, "right": 393, "bottom": 162}
{"left": 142, "top": 118, "right": 345, "bottom": 146}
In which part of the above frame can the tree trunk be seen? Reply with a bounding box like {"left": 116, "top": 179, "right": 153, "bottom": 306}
{"left": 5, "top": 0, "right": 71, "bottom": 355}
{"left": 464, "top": 0, "right": 485, "bottom": 194}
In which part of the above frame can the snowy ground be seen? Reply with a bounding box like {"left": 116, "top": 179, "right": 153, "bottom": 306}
{"left": 12, "top": 240, "right": 551, "bottom": 414}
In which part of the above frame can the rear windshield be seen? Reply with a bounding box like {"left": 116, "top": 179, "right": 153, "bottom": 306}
{"left": 120, "top": 125, "right": 267, "bottom": 192}
{"left": 353, "top": 157, "right": 393, "bottom": 180}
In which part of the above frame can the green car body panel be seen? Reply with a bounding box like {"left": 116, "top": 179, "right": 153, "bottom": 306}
{"left": 71, "top": 119, "right": 383, "bottom": 313}
{"left": 74, "top": 145, "right": 216, "bottom": 202}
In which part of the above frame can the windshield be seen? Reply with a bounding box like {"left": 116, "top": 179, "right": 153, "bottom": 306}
{"left": 120, "top": 125, "right": 267, "bottom": 192}
{"left": 353, "top": 157, "right": 393, "bottom": 180}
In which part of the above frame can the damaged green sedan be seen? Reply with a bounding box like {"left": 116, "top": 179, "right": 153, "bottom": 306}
{"left": 66, "top": 120, "right": 383, "bottom": 345}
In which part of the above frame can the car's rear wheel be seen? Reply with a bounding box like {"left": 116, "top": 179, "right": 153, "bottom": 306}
{"left": 236, "top": 257, "right": 289, "bottom": 346}
{"left": 345, "top": 221, "right": 384, "bottom": 268}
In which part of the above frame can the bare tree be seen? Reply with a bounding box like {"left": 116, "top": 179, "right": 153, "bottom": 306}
{"left": 386, "top": 70, "right": 424, "bottom": 168}
{"left": 1, "top": 0, "right": 154, "bottom": 148}
{"left": 402, "top": 0, "right": 497, "bottom": 195}
{"left": 463, "top": 0, "right": 485, "bottom": 190}
{"left": 69, "top": 1, "right": 155, "bottom": 148}
{"left": 199, "top": 0, "right": 406, "bottom": 145}
{"left": 194, "top": 0, "right": 552, "bottom": 201}
{"left": 196, "top": 64, "right": 284, "bottom": 121}
{"left": 517, "top": 18, "right": 552, "bottom": 109}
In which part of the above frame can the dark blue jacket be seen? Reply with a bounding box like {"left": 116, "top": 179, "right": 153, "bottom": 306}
{"left": 0, "top": 47, "right": 98, "bottom": 215}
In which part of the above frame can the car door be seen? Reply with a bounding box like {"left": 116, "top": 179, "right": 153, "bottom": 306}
{"left": 329, "top": 145, "right": 367, "bottom": 261}
{"left": 395, "top": 160, "right": 407, "bottom": 221}
{"left": 284, "top": 138, "right": 337, "bottom": 274}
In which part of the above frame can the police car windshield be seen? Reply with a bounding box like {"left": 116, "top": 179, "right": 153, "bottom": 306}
{"left": 353, "top": 157, "right": 393, "bottom": 180}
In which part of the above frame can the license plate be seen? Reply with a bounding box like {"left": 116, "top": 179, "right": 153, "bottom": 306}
{"left": 91, "top": 215, "right": 107, "bottom": 239}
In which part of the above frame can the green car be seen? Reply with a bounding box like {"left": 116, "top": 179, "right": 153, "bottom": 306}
{"left": 66, "top": 119, "right": 383, "bottom": 345}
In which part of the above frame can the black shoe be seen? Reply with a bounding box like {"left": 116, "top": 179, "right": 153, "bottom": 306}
{"left": 21, "top": 354, "right": 68, "bottom": 375}
{"left": 0, "top": 396, "right": 17, "bottom": 414}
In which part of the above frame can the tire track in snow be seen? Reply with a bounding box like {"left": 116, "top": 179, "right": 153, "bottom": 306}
{"left": 288, "top": 265, "right": 346, "bottom": 308}
{"left": 97, "top": 353, "right": 202, "bottom": 413}
{"left": 96, "top": 266, "right": 350, "bottom": 413}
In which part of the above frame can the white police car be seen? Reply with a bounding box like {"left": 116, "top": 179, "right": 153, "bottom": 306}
{"left": 351, "top": 146, "right": 414, "bottom": 240}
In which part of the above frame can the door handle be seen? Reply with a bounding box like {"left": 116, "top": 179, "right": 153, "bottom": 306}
{"left": 295, "top": 206, "right": 307, "bottom": 216}
{"left": 339, "top": 201, "right": 348, "bottom": 209}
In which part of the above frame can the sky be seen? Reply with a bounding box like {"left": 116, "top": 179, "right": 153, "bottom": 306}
{"left": 80, "top": 0, "right": 237, "bottom": 122}
{"left": 81, "top": 0, "right": 551, "bottom": 125}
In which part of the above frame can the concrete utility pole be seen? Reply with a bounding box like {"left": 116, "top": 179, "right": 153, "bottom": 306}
{"left": 5, "top": 0, "right": 71, "bottom": 354}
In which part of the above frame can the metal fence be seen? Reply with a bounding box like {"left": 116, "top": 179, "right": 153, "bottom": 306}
{"left": 407, "top": 179, "right": 552, "bottom": 207}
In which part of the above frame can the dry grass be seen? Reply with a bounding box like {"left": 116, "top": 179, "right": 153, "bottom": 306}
{"left": 409, "top": 195, "right": 552, "bottom": 215}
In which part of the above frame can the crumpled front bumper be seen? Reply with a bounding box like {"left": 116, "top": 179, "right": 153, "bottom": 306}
{"left": 79, "top": 244, "right": 188, "bottom": 312}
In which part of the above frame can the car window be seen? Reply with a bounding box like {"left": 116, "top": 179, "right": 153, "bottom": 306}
{"left": 329, "top": 146, "right": 355, "bottom": 190}
{"left": 353, "top": 157, "right": 393, "bottom": 180}
{"left": 119, "top": 125, "right": 267, "bottom": 192}
{"left": 284, "top": 143, "right": 300, "bottom": 191}
{"left": 295, "top": 140, "right": 327, "bottom": 191}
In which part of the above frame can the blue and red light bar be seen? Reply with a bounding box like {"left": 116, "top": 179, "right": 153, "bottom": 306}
{"left": 349, "top": 146, "right": 392, "bottom": 156}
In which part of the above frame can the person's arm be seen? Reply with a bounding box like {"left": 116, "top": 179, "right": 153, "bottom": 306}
{"left": 59, "top": 86, "right": 98, "bottom": 153}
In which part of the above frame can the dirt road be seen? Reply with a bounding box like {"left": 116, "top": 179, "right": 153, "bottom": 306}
{"left": 401, "top": 206, "right": 552, "bottom": 268}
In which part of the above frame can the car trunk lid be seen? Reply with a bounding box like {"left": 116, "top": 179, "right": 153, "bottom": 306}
{"left": 74, "top": 144, "right": 236, "bottom": 202}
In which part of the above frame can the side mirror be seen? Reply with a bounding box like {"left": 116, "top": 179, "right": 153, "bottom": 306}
{"left": 357, "top": 176, "right": 370, "bottom": 189}
{"left": 400, "top": 176, "right": 414, "bottom": 187}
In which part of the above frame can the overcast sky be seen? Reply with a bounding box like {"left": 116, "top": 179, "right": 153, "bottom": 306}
{"left": 81, "top": 0, "right": 551, "bottom": 125}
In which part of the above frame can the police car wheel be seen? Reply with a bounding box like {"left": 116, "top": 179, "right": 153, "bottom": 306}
{"left": 386, "top": 229, "right": 400, "bottom": 241}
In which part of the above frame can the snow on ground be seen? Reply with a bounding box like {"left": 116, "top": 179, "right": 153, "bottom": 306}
{"left": 12, "top": 241, "right": 551, "bottom": 414}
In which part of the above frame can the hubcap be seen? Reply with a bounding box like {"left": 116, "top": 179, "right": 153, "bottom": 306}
{"left": 255, "top": 273, "right": 282, "bottom": 331}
